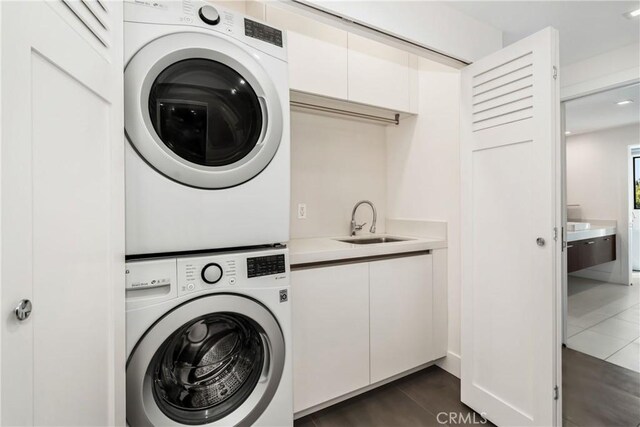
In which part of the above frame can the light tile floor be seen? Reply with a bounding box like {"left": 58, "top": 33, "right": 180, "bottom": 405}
{"left": 567, "top": 274, "right": 640, "bottom": 372}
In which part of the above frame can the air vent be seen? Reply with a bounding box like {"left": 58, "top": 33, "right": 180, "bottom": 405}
{"left": 471, "top": 52, "right": 534, "bottom": 132}
{"left": 60, "top": 0, "right": 110, "bottom": 49}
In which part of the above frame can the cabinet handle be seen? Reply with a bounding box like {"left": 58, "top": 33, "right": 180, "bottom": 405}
{"left": 567, "top": 245, "right": 574, "bottom": 249}
{"left": 15, "top": 299, "right": 32, "bottom": 321}
{"left": 586, "top": 241, "right": 596, "bottom": 245}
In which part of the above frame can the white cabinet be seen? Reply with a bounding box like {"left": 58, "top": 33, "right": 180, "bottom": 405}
{"left": 292, "top": 263, "right": 370, "bottom": 412}
{"left": 265, "top": 5, "right": 418, "bottom": 114}
{"left": 347, "top": 33, "right": 418, "bottom": 113}
{"left": 1, "top": 1, "right": 125, "bottom": 425}
{"left": 292, "top": 252, "right": 441, "bottom": 413}
{"left": 369, "top": 255, "right": 433, "bottom": 383}
{"left": 266, "top": 5, "right": 348, "bottom": 99}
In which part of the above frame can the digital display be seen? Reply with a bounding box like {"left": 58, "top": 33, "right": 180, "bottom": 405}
{"left": 244, "top": 18, "right": 283, "bottom": 47}
{"left": 247, "top": 254, "right": 286, "bottom": 278}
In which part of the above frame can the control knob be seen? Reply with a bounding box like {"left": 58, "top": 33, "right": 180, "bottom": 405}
{"left": 198, "top": 6, "right": 220, "bottom": 25}
{"left": 201, "top": 263, "right": 223, "bottom": 284}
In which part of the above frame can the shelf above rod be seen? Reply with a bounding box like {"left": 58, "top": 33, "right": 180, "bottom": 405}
{"left": 290, "top": 100, "right": 400, "bottom": 126}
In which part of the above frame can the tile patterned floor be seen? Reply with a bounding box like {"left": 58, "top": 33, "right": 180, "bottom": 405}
{"left": 567, "top": 275, "right": 640, "bottom": 372}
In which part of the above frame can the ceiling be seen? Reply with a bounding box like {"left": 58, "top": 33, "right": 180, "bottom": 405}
{"left": 565, "top": 84, "right": 640, "bottom": 135}
{"left": 445, "top": 1, "right": 640, "bottom": 65}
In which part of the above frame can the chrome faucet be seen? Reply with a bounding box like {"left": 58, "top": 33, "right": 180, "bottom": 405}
{"left": 350, "top": 200, "right": 377, "bottom": 236}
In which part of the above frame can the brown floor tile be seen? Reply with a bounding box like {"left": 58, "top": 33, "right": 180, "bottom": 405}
{"left": 563, "top": 347, "right": 640, "bottom": 427}
{"left": 396, "top": 366, "right": 494, "bottom": 427}
{"left": 311, "top": 384, "right": 440, "bottom": 427}
{"left": 294, "top": 415, "right": 317, "bottom": 427}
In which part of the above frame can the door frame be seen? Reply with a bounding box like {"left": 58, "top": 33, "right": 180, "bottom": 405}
{"left": 560, "top": 78, "right": 640, "bottom": 341}
{"left": 559, "top": 78, "right": 640, "bottom": 426}
{"left": 628, "top": 143, "right": 640, "bottom": 281}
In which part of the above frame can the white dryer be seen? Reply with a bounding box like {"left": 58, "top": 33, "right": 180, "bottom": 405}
{"left": 124, "top": 1, "right": 290, "bottom": 256}
{"left": 126, "top": 247, "right": 292, "bottom": 426}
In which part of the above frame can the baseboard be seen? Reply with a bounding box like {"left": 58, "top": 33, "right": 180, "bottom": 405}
{"left": 436, "top": 351, "right": 461, "bottom": 378}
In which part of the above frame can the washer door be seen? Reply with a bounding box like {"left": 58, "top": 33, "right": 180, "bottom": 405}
{"left": 127, "top": 295, "right": 286, "bottom": 426}
{"left": 125, "top": 32, "right": 283, "bottom": 189}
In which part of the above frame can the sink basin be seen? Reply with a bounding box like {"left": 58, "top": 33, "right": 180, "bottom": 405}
{"left": 568, "top": 222, "right": 591, "bottom": 231}
{"left": 337, "top": 236, "right": 412, "bottom": 245}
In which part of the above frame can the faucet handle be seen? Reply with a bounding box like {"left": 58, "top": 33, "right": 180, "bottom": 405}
{"left": 355, "top": 222, "right": 367, "bottom": 231}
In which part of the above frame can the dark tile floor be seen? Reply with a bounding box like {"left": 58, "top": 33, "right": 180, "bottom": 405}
{"left": 563, "top": 347, "right": 640, "bottom": 427}
{"left": 294, "top": 348, "right": 640, "bottom": 427}
{"left": 294, "top": 365, "right": 492, "bottom": 427}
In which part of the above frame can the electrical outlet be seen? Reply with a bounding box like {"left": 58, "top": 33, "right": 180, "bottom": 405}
{"left": 297, "top": 203, "right": 307, "bottom": 219}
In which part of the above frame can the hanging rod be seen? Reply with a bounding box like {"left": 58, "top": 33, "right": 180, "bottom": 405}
{"left": 290, "top": 101, "right": 400, "bottom": 125}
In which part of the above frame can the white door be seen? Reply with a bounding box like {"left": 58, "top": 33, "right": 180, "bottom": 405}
{"left": 0, "top": 1, "right": 125, "bottom": 425}
{"left": 460, "top": 28, "right": 561, "bottom": 426}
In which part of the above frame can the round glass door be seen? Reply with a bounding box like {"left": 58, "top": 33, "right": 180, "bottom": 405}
{"left": 126, "top": 295, "right": 286, "bottom": 427}
{"left": 124, "top": 33, "right": 284, "bottom": 189}
{"left": 148, "top": 59, "right": 263, "bottom": 168}
{"left": 150, "top": 313, "right": 264, "bottom": 425}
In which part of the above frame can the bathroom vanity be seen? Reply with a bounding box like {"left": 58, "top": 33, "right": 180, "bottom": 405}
{"left": 566, "top": 222, "right": 617, "bottom": 273}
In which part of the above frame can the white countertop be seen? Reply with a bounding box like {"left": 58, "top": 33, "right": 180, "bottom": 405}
{"left": 567, "top": 225, "right": 616, "bottom": 242}
{"left": 288, "top": 234, "right": 447, "bottom": 266}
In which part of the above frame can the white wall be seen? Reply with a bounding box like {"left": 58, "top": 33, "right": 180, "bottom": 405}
{"left": 561, "top": 42, "right": 640, "bottom": 101}
{"left": 566, "top": 123, "right": 640, "bottom": 285}
{"left": 386, "top": 58, "right": 462, "bottom": 375}
{"left": 301, "top": 0, "right": 502, "bottom": 63}
{"left": 290, "top": 111, "right": 387, "bottom": 239}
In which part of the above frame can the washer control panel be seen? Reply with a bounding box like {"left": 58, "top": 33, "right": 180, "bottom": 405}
{"left": 176, "top": 248, "right": 288, "bottom": 296}
{"left": 247, "top": 254, "right": 286, "bottom": 278}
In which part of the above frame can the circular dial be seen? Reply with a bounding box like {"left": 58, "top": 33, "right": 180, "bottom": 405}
{"left": 198, "top": 6, "right": 220, "bottom": 25}
{"left": 201, "top": 263, "right": 223, "bottom": 284}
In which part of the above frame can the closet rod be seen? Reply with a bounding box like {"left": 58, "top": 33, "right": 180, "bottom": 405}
{"left": 290, "top": 101, "right": 400, "bottom": 125}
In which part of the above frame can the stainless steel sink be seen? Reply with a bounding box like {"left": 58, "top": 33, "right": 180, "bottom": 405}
{"left": 337, "top": 236, "right": 412, "bottom": 245}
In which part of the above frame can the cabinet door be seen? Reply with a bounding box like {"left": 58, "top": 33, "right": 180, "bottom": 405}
{"left": 266, "top": 5, "right": 348, "bottom": 99}
{"left": 369, "top": 254, "right": 433, "bottom": 383}
{"left": 347, "top": 33, "right": 417, "bottom": 113}
{"left": 578, "top": 239, "right": 598, "bottom": 269}
{"left": 1, "top": 1, "right": 125, "bottom": 425}
{"left": 567, "top": 243, "right": 580, "bottom": 273}
{"left": 292, "top": 263, "right": 370, "bottom": 412}
{"left": 595, "top": 235, "right": 616, "bottom": 265}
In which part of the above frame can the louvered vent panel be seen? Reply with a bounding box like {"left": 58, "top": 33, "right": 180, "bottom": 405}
{"left": 60, "top": 0, "right": 111, "bottom": 50}
{"left": 471, "top": 52, "right": 533, "bottom": 132}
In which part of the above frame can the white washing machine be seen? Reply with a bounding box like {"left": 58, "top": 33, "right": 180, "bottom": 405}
{"left": 126, "top": 247, "right": 292, "bottom": 426}
{"left": 124, "top": 1, "right": 290, "bottom": 256}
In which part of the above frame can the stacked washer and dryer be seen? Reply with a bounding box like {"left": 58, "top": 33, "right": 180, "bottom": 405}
{"left": 123, "top": 1, "right": 292, "bottom": 425}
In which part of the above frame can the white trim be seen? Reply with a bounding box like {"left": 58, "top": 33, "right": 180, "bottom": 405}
{"left": 628, "top": 144, "right": 640, "bottom": 285}
{"left": 561, "top": 68, "right": 640, "bottom": 102}
{"left": 435, "top": 351, "right": 461, "bottom": 378}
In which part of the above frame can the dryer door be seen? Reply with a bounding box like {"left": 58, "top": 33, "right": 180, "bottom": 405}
{"left": 126, "top": 294, "right": 286, "bottom": 426}
{"left": 125, "top": 32, "right": 283, "bottom": 189}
